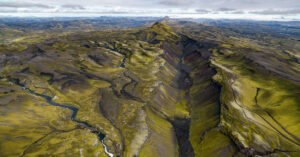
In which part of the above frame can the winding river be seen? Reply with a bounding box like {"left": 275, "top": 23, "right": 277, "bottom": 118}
{"left": 7, "top": 78, "right": 114, "bottom": 157}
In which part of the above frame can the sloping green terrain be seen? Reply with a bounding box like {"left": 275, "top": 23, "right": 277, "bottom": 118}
{"left": 0, "top": 18, "right": 299, "bottom": 157}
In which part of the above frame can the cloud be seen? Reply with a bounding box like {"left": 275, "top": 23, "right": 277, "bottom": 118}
{"left": 0, "top": 0, "right": 300, "bottom": 20}
{"left": 195, "top": 9, "right": 211, "bottom": 14}
{"left": 217, "top": 8, "right": 236, "bottom": 12}
{"left": 61, "top": 4, "right": 85, "bottom": 10}
{"left": 0, "top": 8, "right": 17, "bottom": 13}
{"left": 158, "top": 0, "right": 193, "bottom": 7}
{"left": 0, "top": 2, "right": 53, "bottom": 9}
{"left": 250, "top": 9, "right": 300, "bottom": 15}
{"left": 231, "top": 10, "right": 245, "bottom": 14}
{"left": 195, "top": 8, "right": 244, "bottom": 14}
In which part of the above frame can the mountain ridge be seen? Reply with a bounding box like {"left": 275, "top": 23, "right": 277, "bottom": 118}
{"left": 0, "top": 19, "right": 299, "bottom": 157}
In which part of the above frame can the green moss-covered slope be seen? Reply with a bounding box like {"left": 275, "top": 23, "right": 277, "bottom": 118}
{"left": 0, "top": 19, "right": 299, "bottom": 157}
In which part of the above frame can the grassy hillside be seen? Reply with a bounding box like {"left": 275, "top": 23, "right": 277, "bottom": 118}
{"left": 0, "top": 18, "right": 299, "bottom": 157}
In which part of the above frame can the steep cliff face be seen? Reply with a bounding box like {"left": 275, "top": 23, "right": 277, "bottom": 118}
{"left": 174, "top": 21, "right": 300, "bottom": 157}
{"left": 0, "top": 20, "right": 299, "bottom": 157}
{"left": 212, "top": 48, "right": 300, "bottom": 156}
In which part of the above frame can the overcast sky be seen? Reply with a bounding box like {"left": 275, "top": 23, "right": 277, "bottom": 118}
{"left": 1, "top": 0, "right": 300, "bottom": 20}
